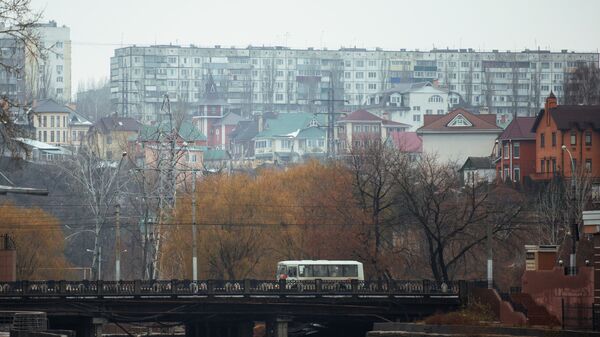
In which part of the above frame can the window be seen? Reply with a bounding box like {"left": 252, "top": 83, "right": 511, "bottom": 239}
{"left": 56, "top": 76, "right": 63, "bottom": 82}
{"left": 571, "top": 131, "right": 577, "bottom": 146}
{"left": 540, "top": 133, "right": 545, "bottom": 148}
{"left": 56, "top": 117, "right": 60, "bottom": 128}
{"left": 428, "top": 95, "right": 443, "bottom": 103}
{"left": 355, "top": 72, "right": 364, "bottom": 79}
{"left": 552, "top": 132, "right": 556, "bottom": 147}
{"left": 50, "top": 131, "right": 54, "bottom": 142}
{"left": 412, "top": 106, "right": 420, "bottom": 111}
{"left": 344, "top": 72, "right": 351, "bottom": 79}
{"left": 276, "top": 93, "right": 283, "bottom": 101}
{"left": 72, "top": 131, "right": 77, "bottom": 140}
{"left": 586, "top": 159, "right": 592, "bottom": 172}
{"left": 368, "top": 72, "right": 377, "bottom": 78}
{"left": 503, "top": 143, "right": 509, "bottom": 159}
{"left": 368, "top": 83, "right": 377, "bottom": 90}
{"left": 281, "top": 140, "right": 292, "bottom": 149}
{"left": 56, "top": 132, "right": 60, "bottom": 143}
{"left": 513, "top": 166, "right": 521, "bottom": 183}
{"left": 38, "top": 131, "right": 42, "bottom": 140}
{"left": 413, "top": 114, "right": 421, "bottom": 122}
{"left": 513, "top": 142, "right": 520, "bottom": 158}
{"left": 553, "top": 159, "right": 557, "bottom": 172}
{"left": 56, "top": 65, "right": 63, "bottom": 73}
{"left": 50, "top": 116, "right": 55, "bottom": 127}
{"left": 43, "top": 131, "right": 47, "bottom": 142}
{"left": 540, "top": 159, "right": 546, "bottom": 173}
{"left": 585, "top": 131, "right": 592, "bottom": 146}
{"left": 426, "top": 109, "right": 432, "bottom": 114}
{"left": 437, "top": 109, "right": 444, "bottom": 115}
{"left": 356, "top": 60, "right": 364, "bottom": 67}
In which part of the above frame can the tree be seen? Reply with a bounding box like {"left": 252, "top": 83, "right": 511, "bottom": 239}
{"left": 75, "top": 79, "right": 111, "bottom": 122}
{"left": 393, "top": 154, "right": 524, "bottom": 282}
{"left": 564, "top": 62, "right": 600, "bottom": 105}
{"left": 0, "top": 202, "right": 71, "bottom": 280}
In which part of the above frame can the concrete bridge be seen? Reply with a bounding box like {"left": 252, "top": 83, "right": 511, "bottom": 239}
{"left": 0, "top": 279, "right": 466, "bottom": 337}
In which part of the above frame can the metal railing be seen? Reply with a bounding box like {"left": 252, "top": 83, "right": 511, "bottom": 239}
{"left": 0, "top": 279, "right": 461, "bottom": 298}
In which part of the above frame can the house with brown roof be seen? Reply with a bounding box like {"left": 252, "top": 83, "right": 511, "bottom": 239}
{"left": 87, "top": 116, "right": 141, "bottom": 160}
{"left": 335, "top": 109, "right": 410, "bottom": 152}
{"left": 416, "top": 108, "right": 502, "bottom": 164}
{"left": 531, "top": 92, "right": 600, "bottom": 181}
{"left": 495, "top": 116, "right": 537, "bottom": 184}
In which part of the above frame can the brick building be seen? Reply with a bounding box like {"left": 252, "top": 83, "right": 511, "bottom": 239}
{"left": 531, "top": 92, "right": 600, "bottom": 180}
{"left": 496, "top": 116, "right": 536, "bottom": 183}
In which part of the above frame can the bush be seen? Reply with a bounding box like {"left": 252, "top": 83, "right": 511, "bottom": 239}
{"left": 424, "top": 301, "right": 496, "bottom": 326}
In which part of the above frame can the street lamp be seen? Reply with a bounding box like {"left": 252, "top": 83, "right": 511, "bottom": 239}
{"left": 561, "top": 144, "right": 577, "bottom": 275}
{"left": 115, "top": 151, "right": 127, "bottom": 282}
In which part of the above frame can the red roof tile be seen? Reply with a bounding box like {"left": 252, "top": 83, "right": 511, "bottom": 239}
{"left": 499, "top": 117, "right": 536, "bottom": 140}
{"left": 340, "top": 109, "right": 385, "bottom": 122}
{"left": 417, "top": 108, "right": 501, "bottom": 132}
{"left": 390, "top": 132, "right": 422, "bottom": 153}
{"left": 532, "top": 105, "right": 600, "bottom": 132}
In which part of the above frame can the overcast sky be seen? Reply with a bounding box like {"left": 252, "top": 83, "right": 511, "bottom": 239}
{"left": 31, "top": 0, "right": 600, "bottom": 93}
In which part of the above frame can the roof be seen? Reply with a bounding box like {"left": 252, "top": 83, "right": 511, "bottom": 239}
{"left": 69, "top": 110, "right": 92, "bottom": 126}
{"left": 203, "top": 149, "right": 231, "bottom": 161}
{"left": 33, "top": 99, "right": 72, "bottom": 114}
{"left": 138, "top": 120, "right": 207, "bottom": 142}
{"left": 339, "top": 109, "right": 384, "bottom": 122}
{"left": 417, "top": 108, "right": 501, "bottom": 133}
{"left": 389, "top": 132, "right": 422, "bottom": 153}
{"left": 499, "top": 117, "right": 536, "bottom": 140}
{"left": 459, "top": 156, "right": 494, "bottom": 171}
{"left": 532, "top": 105, "right": 600, "bottom": 132}
{"left": 213, "top": 112, "right": 246, "bottom": 127}
{"left": 296, "top": 126, "right": 325, "bottom": 139}
{"left": 230, "top": 120, "right": 259, "bottom": 142}
{"left": 94, "top": 116, "right": 141, "bottom": 134}
{"left": 13, "top": 138, "right": 72, "bottom": 155}
{"left": 255, "top": 113, "right": 324, "bottom": 138}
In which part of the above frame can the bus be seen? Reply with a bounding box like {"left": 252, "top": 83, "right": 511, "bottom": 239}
{"left": 276, "top": 260, "right": 364, "bottom": 281}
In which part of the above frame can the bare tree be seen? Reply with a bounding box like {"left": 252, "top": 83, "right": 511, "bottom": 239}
{"left": 75, "top": 78, "right": 111, "bottom": 122}
{"left": 261, "top": 54, "right": 276, "bottom": 113}
{"left": 564, "top": 62, "right": 600, "bottom": 105}
{"left": 483, "top": 65, "right": 494, "bottom": 112}
{"left": 393, "top": 154, "right": 523, "bottom": 282}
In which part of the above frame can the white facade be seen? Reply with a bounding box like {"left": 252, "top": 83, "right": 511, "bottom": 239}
{"left": 421, "top": 132, "right": 499, "bottom": 164}
{"left": 34, "top": 21, "right": 72, "bottom": 102}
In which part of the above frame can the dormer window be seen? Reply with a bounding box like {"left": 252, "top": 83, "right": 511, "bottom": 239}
{"left": 307, "top": 118, "right": 319, "bottom": 128}
{"left": 429, "top": 95, "right": 443, "bottom": 103}
{"left": 447, "top": 114, "right": 472, "bottom": 127}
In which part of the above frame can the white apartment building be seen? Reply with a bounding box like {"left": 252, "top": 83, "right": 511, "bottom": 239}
{"left": 364, "top": 82, "right": 449, "bottom": 131}
{"left": 110, "top": 45, "right": 599, "bottom": 123}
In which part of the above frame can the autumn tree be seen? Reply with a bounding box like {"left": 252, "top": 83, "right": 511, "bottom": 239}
{"left": 0, "top": 202, "right": 71, "bottom": 280}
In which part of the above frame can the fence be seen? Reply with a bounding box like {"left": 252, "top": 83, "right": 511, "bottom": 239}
{"left": 561, "top": 301, "right": 600, "bottom": 331}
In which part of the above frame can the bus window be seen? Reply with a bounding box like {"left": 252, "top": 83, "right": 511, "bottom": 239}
{"left": 277, "top": 264, "right": 286, "bottom": 275}
{"left": 328, "top": 265, "right": 341, "bottom": 277}
{"left": 298, "top": 265, "right": 306, "bottom": 277}
{"left": 288, "top": 266, "right": 298, "bottom": 277}
{"left": 342, "top": 265, "right": 358, "bottom": 277}
{"left": 313, "top": 265, "right": 328, "bottom": 277}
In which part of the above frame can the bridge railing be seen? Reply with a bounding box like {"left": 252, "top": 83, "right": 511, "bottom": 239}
{"left": 0, "top": 279, "right": 461, "bottom": 297}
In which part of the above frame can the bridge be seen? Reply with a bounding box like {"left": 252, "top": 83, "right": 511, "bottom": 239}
{"left": 0, "top": 279, "right": 466, "bottom": 337}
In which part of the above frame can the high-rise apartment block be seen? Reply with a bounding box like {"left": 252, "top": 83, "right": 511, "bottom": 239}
{"left": 110, "top": 45, "right": 599, "bottom": 123}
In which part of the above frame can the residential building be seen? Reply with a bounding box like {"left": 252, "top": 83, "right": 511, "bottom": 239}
{"left": 87, "top": 116, "right": 141, "bottom": 160}
{"left": 31, "top": 99, "right": 71, "bottom": 145}
{"left": 229, "top": 119, "right": 259, "bottom": 164}
{"left": 364, "top": 82, "right": 449, "bottom": 131}
{"left": 459, "top": 157, "right": 496, "bottom": 185}
{"left": 68, "top": 110, "right": 93, "bottom": 149}
{"left": 253, "top": 112, "right": 327, "bottom": 164}
{"left": 204, "top": 112, "right": 246, "bottom": 150}
{"left": 191, "top": 72, "right": 230, "bottom": 142}
{"left": 336, "top": 109, "right": 410, "bottom": 152}
{"left": 495, "top": 116, "right": 537, "bottom": 183}
{"left": 0, "top": 36, "right": 25, "bottom": 102}
{"left": 388, "top": 131, "right": 423, "bottom": 161}
{"left": 12, "top": 137, "right": 72, "bottom": 162}
{"left": 417, "top": 108, "right": 502, "bottom": 164}
{"left": 531, "top": 93, "right": 600, "bottom": 180}
{"left": 110, "top": 45, "right": 598, "bottom": 122}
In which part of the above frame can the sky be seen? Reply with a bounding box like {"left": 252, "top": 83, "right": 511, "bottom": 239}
{"left": 30, "top": 0, "right": 600, "bottom": 94}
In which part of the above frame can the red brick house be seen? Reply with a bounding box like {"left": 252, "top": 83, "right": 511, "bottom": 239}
{"left": 496, "top": 117, "right": 536, "bottom": 184}
{"left": 531, "top": 92, "right": 600, "bottom": 180}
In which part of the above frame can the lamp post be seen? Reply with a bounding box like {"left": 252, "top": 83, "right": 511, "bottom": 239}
{"left": 561, "top": 144, "right": 577, "bottom": 275}
{"left": 115, "top": 151, "right": 127, "bottom": 282}
{"left": 87, "top": 247, "right": 101, "bottom": 280}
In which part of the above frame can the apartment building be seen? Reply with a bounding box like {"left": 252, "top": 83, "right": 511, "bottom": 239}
{"left": 110, "top": 45, "right": 599, "bottom": 123}
{"left": 0, "top": 21, "right": 71, "bottom": 104}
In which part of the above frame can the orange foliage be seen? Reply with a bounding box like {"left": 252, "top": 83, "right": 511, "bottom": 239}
{"left": 161, "top": 161, "right": 373, "bottom": 280}
{"left": 0, "top": 202, "right": 72, "bottom": 280}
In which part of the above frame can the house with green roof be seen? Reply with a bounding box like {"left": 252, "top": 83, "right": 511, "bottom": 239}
{"left": 253, "top": 112, "right": 326, "bottom": 164}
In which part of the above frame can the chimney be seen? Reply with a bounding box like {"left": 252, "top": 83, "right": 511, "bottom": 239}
{"left": 545, "top": 91, "right": 557, "bottom": 125}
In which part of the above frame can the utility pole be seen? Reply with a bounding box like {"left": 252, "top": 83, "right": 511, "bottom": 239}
{"left": 313, "top": 71, "right": 347, "bottom": 159}
{"left": 191, "top": 169, "right": 198, "bottom": 281}
{"left": 115, "top": 203, "right": 121, "bottom": 281}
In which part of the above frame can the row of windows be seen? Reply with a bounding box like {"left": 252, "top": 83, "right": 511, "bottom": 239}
{"left": 37, "top": 115, "right": 68, "bottom": 128}
{"left": 540, "top": 131, "right": 592, "bottom": 148}
{"left": 501, "top": 142, "right": 521, "bottom": 159}
{"left": 37, "top": 130, "right": 68, "bottom": 143}
{"left": 541, "top": 158, "right": 592, "bottom": 173}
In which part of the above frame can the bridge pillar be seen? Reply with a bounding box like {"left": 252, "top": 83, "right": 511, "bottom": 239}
{"left": 267, "top": 317, "right": 291, "bottom": 337}
{"left": 186, "top": 321, "right": 253, "bottom": 337}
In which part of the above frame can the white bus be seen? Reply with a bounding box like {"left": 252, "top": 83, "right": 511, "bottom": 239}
{"left": 276, "top": 260, "right": 364, "bottom": 281}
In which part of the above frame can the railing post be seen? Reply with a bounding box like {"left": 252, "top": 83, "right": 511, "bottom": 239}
{"left": 315, "top": 279, "right": 322, "bottom": 294}
{"left": 351, "top": 279, "right": 358, "bottom": 294}
{"left": 208, "top": 280, "right": 214, "bottom": 297}
{"left": 386, "top": 279, "right": 392, "bottom": 293}
{"left": 97, "top": 280, "right": 103, "bottom": 296}
{"left": 59, "top": 280, "right": 66, "bottom": 295}
{"left": 244, "top": 279, "right": 251, "bottom": 296}
{"left": 22, "top": 280, "right": 29, "bottom": 297}
{"left": 278, "top": 278, "right": 286, "bottom": 293}
{"left": 422, "top": 279, "right": 428, "bottom": 293}
{"left": 134, "top": 280, "right": 141, "bottom": 295}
